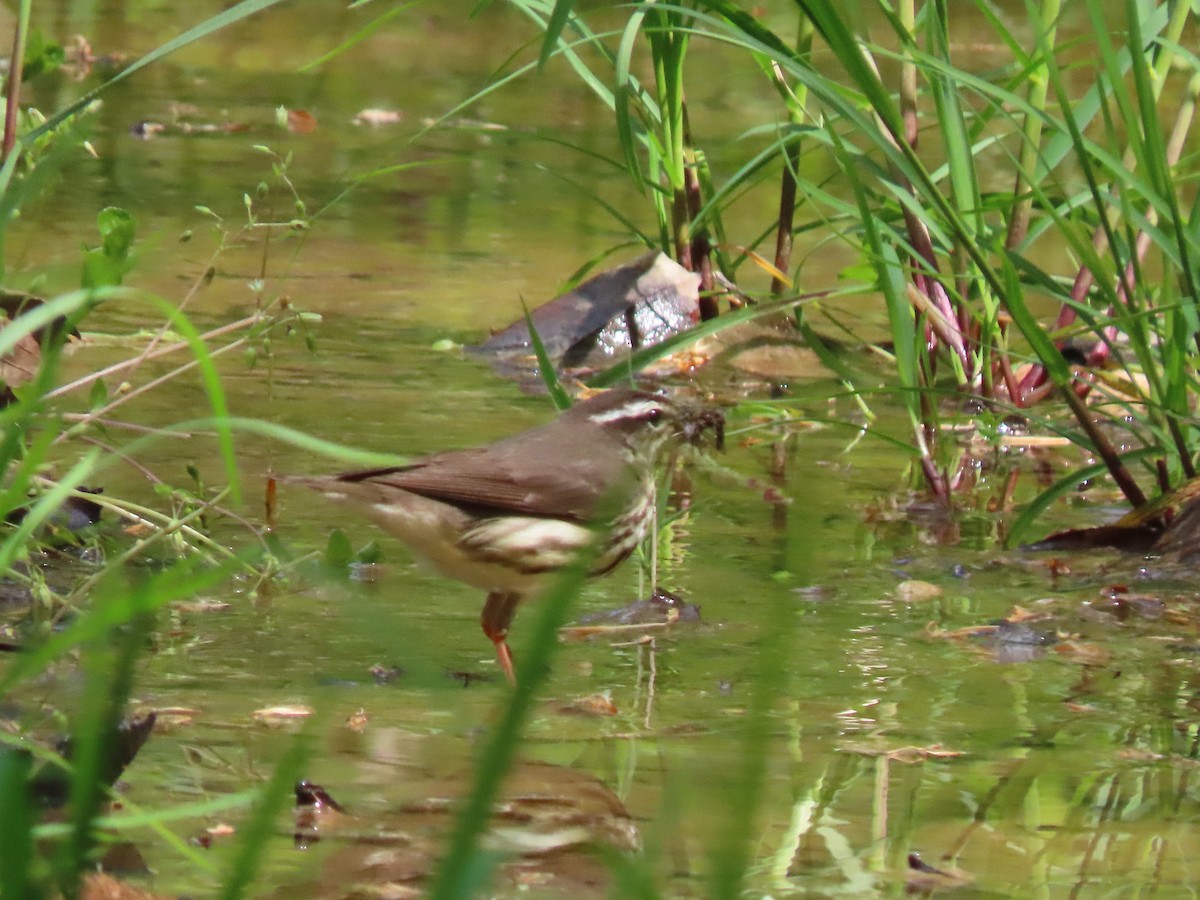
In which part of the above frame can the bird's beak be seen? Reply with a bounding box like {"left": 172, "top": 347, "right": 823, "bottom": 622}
{"left": 681, "top": 406, "right": 725, "bottom": 451}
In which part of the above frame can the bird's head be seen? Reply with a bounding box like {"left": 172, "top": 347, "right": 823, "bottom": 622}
{"left": 568, "top": 389, "right": 725, "bottom": 465}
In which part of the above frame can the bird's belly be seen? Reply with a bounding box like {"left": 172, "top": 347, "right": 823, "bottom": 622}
{"left": 364, "top": 498, "right": 593, "bottom": 596}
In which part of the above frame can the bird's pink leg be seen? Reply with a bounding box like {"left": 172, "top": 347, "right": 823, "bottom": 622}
{"left": 481, "top": 592, "right": 521, "bottom": 685}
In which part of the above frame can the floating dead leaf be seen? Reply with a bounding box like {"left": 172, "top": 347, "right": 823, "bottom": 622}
{"left": 888, "top": 744, "right": 964, "bottom": 763}
{"left": 369, "top": 663, "right": 405, "bottom": 684}
{"left": 123, "top": 522, "right": 154, "bottom": 538}
{"left": 925, "top": 621, "right": 998, "bottom": 641}
{"left": 153, "top": 706, "right": 199, "bottom": 727}
{"left": 1046, "top": 558, "right": 1071, "bottom": 577}
{"left": 1065, "top": 701, "right": 1097, "bottom": 713}
{"left": 1117, "top": 748, "right": 1164, "bottom": 763}
{"left": 171, "top": 598, "right": 230, "bottom": 613}
{"left": 843, "top": 742, "right": 965, "bottom": 763}
{"left": 1165, "top": 609, "right": 1198, "bottom": 628}
{"left": 1053, "top": 641, "right": 1110, "bottom": 666}
{"left": 129, "top": 121, "right": 166, "bottom": 139}
{"left": 906, "top": 852, "right": 975, "bottom": 891}
{"left": 206, "top": 822, "right": 236, "bottom": 837}
{"left": 726, "top": 343, "right": 829, "bottom": 380}
{"left": 896, "top": 580, "right": 942, "bottom": 602}
{"left": 252, "top": 705, "right": 314, "bottom": 725}
{"left": 346, "top": 708, "right": 369, "bottom": 732}
{"left": 560, "top": 693, "right": 618, "bottom": 717}
{"left": 1004, "top": 605, "right": 1051, "bottom": 624}
{"left": 999, "top": 433, "right": 1071, "bottom": 449}
{"left": 81, "top": 872, "right": 169, "bottom": 900}
{"left": 286, "top": 108, "right": 318, "bottom": 134}
{"left": 353, "top": 108, "right": 404, "bottom": 126}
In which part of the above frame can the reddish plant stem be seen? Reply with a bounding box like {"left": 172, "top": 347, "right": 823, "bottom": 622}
{"left": 771, "top": 149, "right": 798, "bottom": 298}
{"left": 2, "top": 9, "right": 28, "bottom": 163}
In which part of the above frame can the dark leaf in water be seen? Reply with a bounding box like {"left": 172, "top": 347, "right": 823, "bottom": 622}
{"left": 30, "top": 712, "right": 156, "bottom": 808}
{"left": 0, "top": 292, "right": 83, "bottom": 402}
{"left": 445, "top": 668, "right": 497, "bottom": 687}
{"left": 992, "top": 620, "right": 1056, "bottom": 646}
{"left": 295, "top": 780, "right": 346, "bottom": 813}
{"left": 905, "top": 852, "right": 974, "bottom": 890}
{"left": 473, "top": 252, "right": 701, "bottom": 384}
{"left": 1023, "top": 523, "right": 1163, "bottom": 552}
{"left": 574, "top": 588, "right": 701, "bottom": 626}
{"left": 1086, "top": 591, "right": 1165, "bottom": 621}
{"left": 369, "top": 664, "right": 405, "bottom": 684}
{"left": 7, "top": 486, "right": 104, "bottom": 533}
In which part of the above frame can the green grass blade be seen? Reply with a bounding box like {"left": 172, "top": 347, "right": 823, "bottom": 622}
{"left": 522, "top": 302, "right": 572, "bottom": 410}
{"left": 427, "top": 559, "right": 591, "bottom": 899}
{"left": 0, "top": 748, "right": 36, "bottom": 900}
{"left": 217, "top": 732, "right": 311, "bottom": 900}
{"left": 538, "top": 0, "right": 577, "bottom": 68}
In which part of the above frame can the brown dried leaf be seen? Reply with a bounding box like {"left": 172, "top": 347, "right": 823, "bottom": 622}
{"left": 887, "top": 743, "right": 965, "bottom": 763}
{"left": 1005, "top": 605, "right": 1050, "bottom": 624}
{"left": 1116, "top": 748, "right": 1163, "bottom": 763}
{"left": 252, "top": 705, "right": 314, "bottom": 725}
{"left": 346, "top": 708, "right": 369, "bottom": 732}
{"left": 1052, "top": 641, "right": 1110, "bottom": 666}
{"left": 172, "top": 598, "right": 230, "bottom": 613}
{"left": 286, "top": 108, "right": 317, "bottom": 134}
{"left": 925, "top": 621, "right": 998, "bottom": 641}
{"left": 153, "top": 707, "right": 199, "bottom": 727}
{"left": 842, "top": 742, "right": 965, "bottom": 762}
{"left": 560, "top": 693, "right": 618, "bottom": 717}
{"left": 0, "top": 332, "right": 40, "bottom": 390}
{"left": 353, "top": 108, "right": 404, "bottom": 126}
{"left": 896, "top": 580, "right": 942, "bottom": 602}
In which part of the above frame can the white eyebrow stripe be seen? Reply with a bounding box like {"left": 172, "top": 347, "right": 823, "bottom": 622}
{"left": 588, "top": 400, "right": 664, "bottom": 424}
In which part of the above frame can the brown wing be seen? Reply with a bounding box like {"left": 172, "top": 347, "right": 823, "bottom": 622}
{"left": 331, "top": 424, "right": 630, "bottom": 521}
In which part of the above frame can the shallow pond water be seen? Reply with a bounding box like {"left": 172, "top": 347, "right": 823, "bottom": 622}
{"left": 7, "top": 2, "right": 1200, "bottom": 898}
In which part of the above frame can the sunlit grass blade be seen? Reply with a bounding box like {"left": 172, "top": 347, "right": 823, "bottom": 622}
{"left": 427, "top": 557, "right": 591, "bottom": 899}
{"left": 522, "top": 302, "right": 572, "bottom": 410}
{"left": 217, "top": 731, "right": 312, "bottom": 900}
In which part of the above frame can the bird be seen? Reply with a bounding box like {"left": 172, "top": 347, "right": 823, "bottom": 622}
{"left": 285, "top": 388, "right": 723, "bottom": 684}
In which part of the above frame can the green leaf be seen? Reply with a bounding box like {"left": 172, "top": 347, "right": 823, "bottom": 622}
{"left": 87, "top": 378, "right": 107, "bottom": 411}
{"left": 538, "top": 0, "right": 577, "bottom": 70}
{"left": 0, "top": 749, "right": 37, "bottom": 899}
{"left": 522, "top": 302, "right": 571, "bottom": 412}
{"left": 353, "top": 541, "right": 382, "bottom": 565}
{"left": 21, "top": 30, "right": 64, "bottom": 81}
{"left": 324, "top": 529, "right": 354, "bottom": 569}
{"left": 80, "top": 251, "right": 121, "bottom": 290}
{"left": 97, "top": 207, "right": 135, "bottom": 261}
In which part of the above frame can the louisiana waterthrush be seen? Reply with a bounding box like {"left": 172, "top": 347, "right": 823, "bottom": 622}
{"left": 287, "top": 388, "right": 723, "bottom": 683}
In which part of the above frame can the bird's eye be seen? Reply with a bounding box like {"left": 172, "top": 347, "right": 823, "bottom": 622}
{"left": 646, "top": 407, "right": 663, "bottom": 424}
